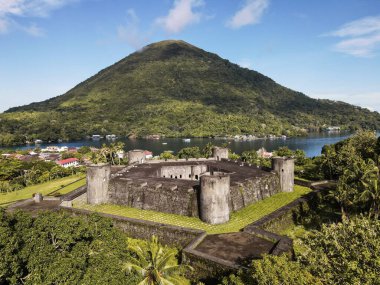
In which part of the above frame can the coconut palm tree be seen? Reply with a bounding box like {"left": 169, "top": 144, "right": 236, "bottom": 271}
{"left": 358, "top": 162, "right": 380, "bottom": 218}
{"left": 124, "top": 236, "right": 192, "bottom": 285}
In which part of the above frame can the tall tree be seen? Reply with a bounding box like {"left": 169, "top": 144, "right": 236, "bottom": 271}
{"left": 124, "top": 236, "right": 192, "bottom": 285}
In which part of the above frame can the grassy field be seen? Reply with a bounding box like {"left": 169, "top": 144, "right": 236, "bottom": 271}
{"left": 0, "top": 175, "right": 86, "bottom": 206}
{"left": 76, "top": 185, "right": 311, "bottom": 234}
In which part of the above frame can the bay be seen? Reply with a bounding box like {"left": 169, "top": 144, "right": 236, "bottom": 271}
{"left": 4, "top": 132, "right": 378, "bottom": 157}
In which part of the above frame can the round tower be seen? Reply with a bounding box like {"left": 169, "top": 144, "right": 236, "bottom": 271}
{"left": 128, "top": 150, "right": 146, "bottom": 164}
{"left": 272, "top": 157, "right": 294, "bottom": 193}
{"left": 212, "top": 147, "right": 229, "bottom": 161}
{"left": 200, "top": 172, "right": 230, "bottom": 224}
{"left": 87, "top": 163, "right": 111, "bottom": 204}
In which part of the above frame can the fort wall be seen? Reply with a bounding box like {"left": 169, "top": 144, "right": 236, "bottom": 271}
{"left": 108, "top": 180, "right": 199, "bottom": 216}
{"left": 229, "top": 173, "right": 281, "bottom": 211}
{"left": 159, "top": 164, "right": 208, "bottom": 180}
{"left": 212, "top": 147, "right": 229, "bottom": 161}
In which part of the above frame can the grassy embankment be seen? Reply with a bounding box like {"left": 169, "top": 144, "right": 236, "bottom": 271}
{"left": 0, "top": 174, "right": 86, "bottom": 207}
{"left": 76, "top": 185, "right": 311, "bottom": 234}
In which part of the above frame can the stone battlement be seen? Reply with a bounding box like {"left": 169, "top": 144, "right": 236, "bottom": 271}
{"left": 86, "top": 148, "right": 294, "bottom": 224}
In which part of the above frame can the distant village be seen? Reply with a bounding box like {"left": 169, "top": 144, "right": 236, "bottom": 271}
{"left": 0, "top": 143, "right": 273, "bottom": 166}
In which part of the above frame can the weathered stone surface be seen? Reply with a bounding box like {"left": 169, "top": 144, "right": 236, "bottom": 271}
{"left": 200, "top": 172, "right": 230, "bottom": 224}
{"left": 108, "top": 180, "right": 199, "bottom": 216}
{"left": 88, "top": 159, "right": 290, "bottom": 222}
{"left": 212, "top": 147, "right": 229, "bottom": 161}
{"left": 229, "top": 173, "right": 281, "bottom": 211}
{"left": 87, "top": 163, "right": 111, "bottom": 204}
{"left": 272, "top": 157, "right": 294, "bottom": 192}
{"left": 61, "top": 206, "right": 203, "bottom": 247}
{"left": 128, "top": 150, "right": 146, "bottom": 164}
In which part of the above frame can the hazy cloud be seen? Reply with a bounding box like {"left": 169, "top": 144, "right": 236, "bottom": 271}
{"left": 326, "top": 16, "right": 380, "bottom": 57}
{"left": 237, "top": 58, "right": 253, "bottom": 69}
{"left": 314, "top": 92, "right": 380, "bottom": 112}
{"left": 23, "top": 22, "right": 44, "bottom": 36}
{"left": 117, "top": 9, "right": 149, "bottom": 50}
{"left": 156, "top": 0, "right": 204, "bottom": 34}
{"left": 0, "top": 0, "right": 77, "bottom": 35}
{"left": 227, "top": 0, "right": 269, "bottom": 29}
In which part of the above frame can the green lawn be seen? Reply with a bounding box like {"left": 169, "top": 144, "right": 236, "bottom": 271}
{"left": 76, "top": 185, "right": 311, "bottom": 234}
{"left": 294, "top": 176, "right": 312, "bottom": 182}
{"left": 0, "top": 175, "right": 86, "bottom": 206}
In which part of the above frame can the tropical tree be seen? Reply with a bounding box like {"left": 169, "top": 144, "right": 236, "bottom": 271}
{"left": 320, "top": 145, "right": 337, "bottom": 180}
{"left": 241, "top": 150, "right": 258, "bottom": 164}
{"left": 202, "top": 142, "right": 214, "bottom": 158}
{"left": 160, "top": 152, "right": 176, "bottom": 161}
{"left": 274, "top": 146, "right": 293, "bottom": 157}
{"left": 358, "top": 162, "right": 380, "bottom": 218}
{"left": 112, "top": 142, "right": 125, "bottom": 165}
{"left": 124, "top": 236, "right": 192, "bottom": 285}
{"left": 229, "top": 152, "right": 240, "bottom": 160}
{"left": 299, "top": 216, "right": 380, "bottom": 285}
{"left": 178, "top": 147, "right": 201, "bottom": 160}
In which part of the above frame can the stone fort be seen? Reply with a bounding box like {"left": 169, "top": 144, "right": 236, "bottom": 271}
{"left": 86, "top": 147, "right": 294, "bottom": 224}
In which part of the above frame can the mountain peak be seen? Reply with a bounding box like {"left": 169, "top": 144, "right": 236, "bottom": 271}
{"left": 2, "top": 40, "right": 379, "bottom": 144}
{"left": 128, "top": 39, "right": 208, "bottom": 62}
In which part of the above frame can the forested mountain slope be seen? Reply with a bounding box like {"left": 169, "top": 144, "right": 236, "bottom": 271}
{"left": 1, "top": 40, "right": 379, "bottom": 145}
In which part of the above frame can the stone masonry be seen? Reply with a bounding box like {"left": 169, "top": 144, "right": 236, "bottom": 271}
{"left": 86, "top": 148, "right": 294, "bottom": 224}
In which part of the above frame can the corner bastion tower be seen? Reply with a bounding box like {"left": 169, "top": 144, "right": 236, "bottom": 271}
{"left": 86, "top": 147, "right": 295, "bottom": 225}
{"left": 87, "top": 163, "right": 111, "bottom": 204}
{"left": 200, "top": 171, "right": 230, "bottom": 224}
{"left": 271, "top": 157, "right": 294, "bottom": 192}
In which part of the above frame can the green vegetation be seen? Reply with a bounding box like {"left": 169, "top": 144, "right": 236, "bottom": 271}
{"left": 222, "top": 215, "right": 380, "bottom": 285}
{"left": 125, "top": 236, "right": 191, "bottom": 285}
{"left": 0, "top": 175, "right": 85, "bottom": 206}
{"left": 0, "top": 155, "right": 85, "bottom": 192}
{"left": 1, "top": 40, "right": 380, "bottom": 146}
{"left": 75, "top": 185, "right": 311, "bottom": 234}
{"left": 90, "top": 142, "right": 128, "bottom": 165}
{"left": 0, "top": 210, "right": 191, "bottom": 285}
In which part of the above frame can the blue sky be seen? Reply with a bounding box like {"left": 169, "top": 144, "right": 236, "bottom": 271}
{"left": 1, "top": 0, "right": 380, "bottom": 112}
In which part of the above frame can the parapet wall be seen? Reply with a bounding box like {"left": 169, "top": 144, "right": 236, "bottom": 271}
{"left": 160, "top": 164, "right": 208, "bottom": 180}
{"left": 229, "top": 173, "right": 281, "bottom": 211}
{"left": 108, "top": 179, "right": 199, "bottom": 217}
{"left": 60, "top": 206, "right": 203, "bottom": 247}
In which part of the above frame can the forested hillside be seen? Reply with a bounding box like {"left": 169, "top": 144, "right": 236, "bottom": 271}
{"left": 1, "top": 40, "right": 379, "bottom": 146}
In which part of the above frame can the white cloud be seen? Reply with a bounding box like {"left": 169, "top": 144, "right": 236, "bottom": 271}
{"left": 227, "top": 0, "right": 269, "bottom": 29}
{"left": 313, "top": 92, "right": 380, "bottom": 113}
{"left": 237, "top": 58, "right": 253, "bottom": 69}
{"left": 156, "top": 0, "right": 204, "bottom": 34}
{"left": 0, "top": 0, "right": 77, "bottom": 35}
{"left": 117, "top": 9, "right": 149, "bottom": 50}
{"left": 326, "top": 16, "right": 380, "bottom": 57}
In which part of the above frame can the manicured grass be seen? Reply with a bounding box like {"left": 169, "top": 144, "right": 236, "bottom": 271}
{"left": 0, "top": 175, "right": 86, "bottom": 206}
{"left": 76, "top": 185, "right": 311, "bottom": 234}
{"left": 48, "top": 179, "right": 86, "bottom": 196}
{"left": 294, "top": 176, "right": 312, "bottom": 182}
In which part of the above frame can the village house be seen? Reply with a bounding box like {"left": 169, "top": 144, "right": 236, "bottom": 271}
{"left": 56, "top": 158, "right": 79, "bottom": 168}
{"left": 144, "top": 150, "right": 153, "bottom": 159}
{"left": 257, "top": 147, "right": 273, "bottom": 158}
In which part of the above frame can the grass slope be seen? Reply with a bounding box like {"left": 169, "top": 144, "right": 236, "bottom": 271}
{"left": 75, "top": 185, "right": 311, "bottom": 234}
{"left": 0, "top": 174, "right": 85, "bottom": 206}
{"left": 1, "top": 40, "right": 379, "bottom": 146}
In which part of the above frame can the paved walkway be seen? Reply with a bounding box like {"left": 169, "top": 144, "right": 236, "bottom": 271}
{"left": 195, "top": 232, "right": 275, "bottom": 264}
{"left": 7, "top": 200, "right": 61, "bottom": 216}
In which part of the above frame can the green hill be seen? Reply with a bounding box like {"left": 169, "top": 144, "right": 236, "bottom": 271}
{"left": 1, "top": 40, "right": 379, "bottom": 146}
